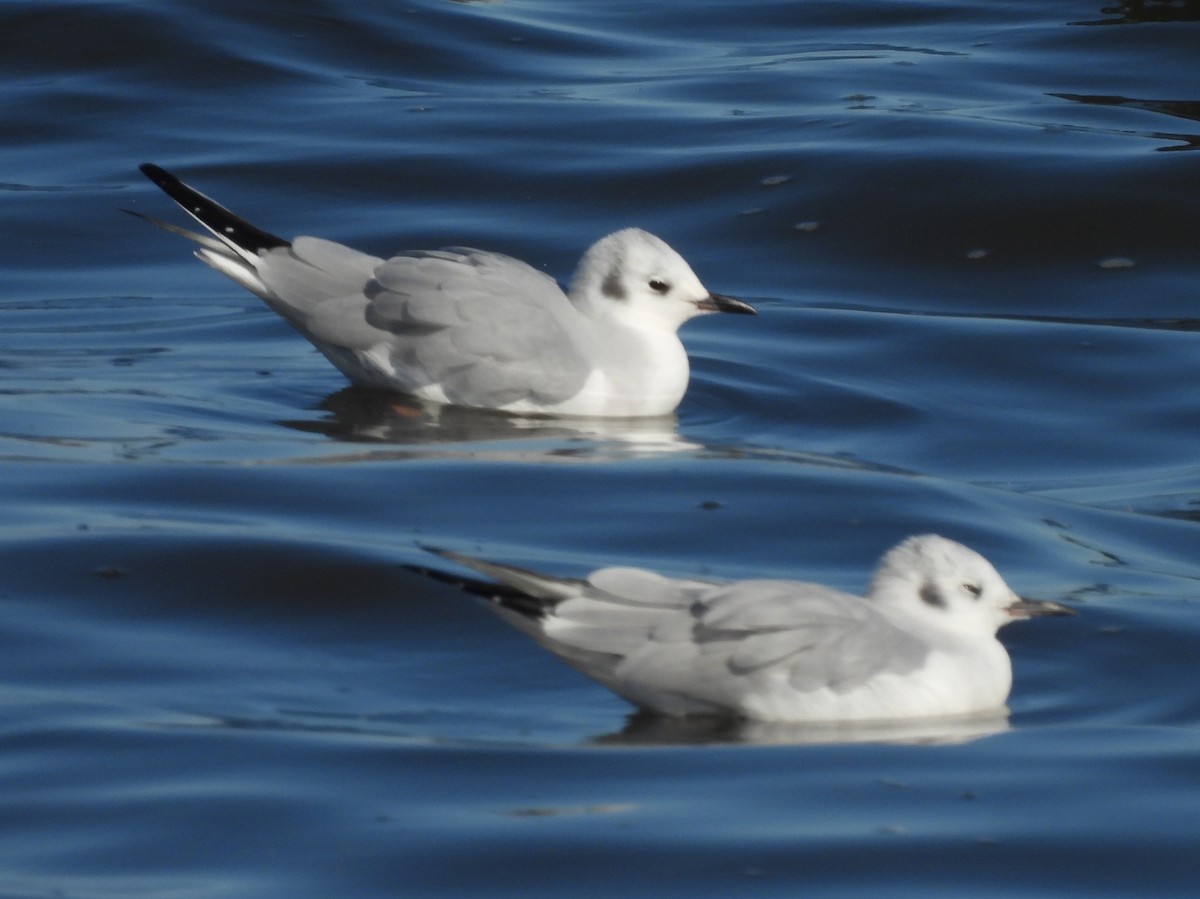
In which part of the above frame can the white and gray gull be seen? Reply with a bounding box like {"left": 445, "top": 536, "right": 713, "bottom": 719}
{"left": 408, "top": 535, "right": 1074, "bottom": 723}
{"left": 129, "top": 164, "right": 755, "bottom": 417}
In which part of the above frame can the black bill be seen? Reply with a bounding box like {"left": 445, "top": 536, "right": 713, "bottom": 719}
{"left": 698, "top": 292, "right": 757, "bottom": 315}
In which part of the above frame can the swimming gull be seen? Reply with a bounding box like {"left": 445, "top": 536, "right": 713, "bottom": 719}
{"left": 407, "top": 535, "right": 1074, "bottom": 722}
{"left": 129, "top": 163, "right": 755, "bottom": 417}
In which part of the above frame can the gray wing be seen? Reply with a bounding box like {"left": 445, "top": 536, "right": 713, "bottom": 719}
{"left": 518, "top": 566, "right": 728, "bottom": 714}
{"left": 253, "top": 240, "right": 592, "bottom": 407}
{"left": 362, "top": 248, "right": 593, "bottom": 408}
{"left": 536, "top": 566, "right": 718, "bottom": 659}
{"left": 253, "top": 237, "right": 393, "bottom": 346}
{"left": 504, "top": 569, "right": 929, "bottom": 697}
{"left": 691, "top": 581, "right": 930, "bottom": 693}
{"left": 531, "top": 570, "right": 930, "bottom": 715}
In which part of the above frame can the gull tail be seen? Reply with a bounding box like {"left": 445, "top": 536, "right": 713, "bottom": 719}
{"left": 127, "top": 163, "right": 290, "bottom": 295}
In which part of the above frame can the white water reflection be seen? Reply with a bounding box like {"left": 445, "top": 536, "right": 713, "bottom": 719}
{"left": 280, "top": 386, "right": 694, "bottom": 456}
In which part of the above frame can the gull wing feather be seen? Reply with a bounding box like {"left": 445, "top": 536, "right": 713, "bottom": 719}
{"left": 246, "top": 242, "right": 596, "bottom": 406}
{"left": 688, "top": 581, "right": 930, "bottom": 693}
{"left": 254, "top": 237, "right": 382, "bottom": 324}
{"left": 362, "top": 248, "right": 593, "bottom": 407}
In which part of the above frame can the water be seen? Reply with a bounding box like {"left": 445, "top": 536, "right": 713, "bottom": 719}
{"left": 3, "top": 0, "right": 1200, "bottom": 894}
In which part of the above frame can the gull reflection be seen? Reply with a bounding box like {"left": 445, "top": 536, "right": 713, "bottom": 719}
{"left": 279, "top": 385, "right": 695, "bottom": 461}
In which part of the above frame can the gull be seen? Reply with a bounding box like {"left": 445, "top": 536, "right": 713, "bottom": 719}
{"left": 407, "top": 535, "right": 1074, "bottom": 723}
{"left": 129, "top": 163, "right": 755, "bottom": 417}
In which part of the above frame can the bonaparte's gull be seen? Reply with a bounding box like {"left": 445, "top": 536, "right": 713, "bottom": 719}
{"left": 408, "top": 535, "right": 1074, "bottom": 722}
{"left": 129, "top": 164, "right": 755, "bottom": 417}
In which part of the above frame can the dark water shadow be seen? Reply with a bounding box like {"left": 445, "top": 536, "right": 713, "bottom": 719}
{"left": 1051, "top": 92, "right": 1200, "bottom": 151}
{"left": 593, "top": 710, "right": 1011, "bottom": 747}
{"left": 1076, "top": 1, "right": 1200, "bottom": 26}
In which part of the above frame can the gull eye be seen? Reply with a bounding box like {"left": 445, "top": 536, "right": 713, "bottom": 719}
{"left": 962, "top": 583, "right": 982, "bottom": 599}
{"left": 648, "top": 279, "right": 670, "bottom": 294}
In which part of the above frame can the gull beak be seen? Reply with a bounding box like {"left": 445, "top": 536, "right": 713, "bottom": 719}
{"left": 1008, "top": 596, "right": 1076, "bottom": 620}
{"left": 697, "top": 292, "right": 757, "bottom": 315}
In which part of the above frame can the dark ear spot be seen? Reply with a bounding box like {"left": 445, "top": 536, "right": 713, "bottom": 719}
{"left": 919, "top": 582, "right": 947, "bottom": 609}
{"left": 601, "top": 268, "right": 626, "bottom": 300}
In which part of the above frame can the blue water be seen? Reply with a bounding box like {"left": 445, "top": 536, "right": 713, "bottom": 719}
{"left": 4, "top": 0, "right": 1200, "bottom": 894}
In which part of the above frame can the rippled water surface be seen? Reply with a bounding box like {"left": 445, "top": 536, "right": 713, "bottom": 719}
{"left": 4, "top": 0, "right": 1200, "bottom": 895}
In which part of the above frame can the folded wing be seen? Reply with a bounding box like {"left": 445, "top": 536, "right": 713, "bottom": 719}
{"left": 358, "top": 248, "right": 593, "bottom": 407}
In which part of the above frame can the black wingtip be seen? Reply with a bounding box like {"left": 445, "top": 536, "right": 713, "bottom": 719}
{"left": 138, "top": 163, "right": 196, "bottom": 202}
{"left": 403, "top": 551, "right": 549, "bottom": 621}
{"left": 403, "top": 561, "right": 517, "bottom": 603}
{"left": 405, "top": 545, "right": 492, "bottom": 594}
{"left": 401, "top": 562, "right": 467, "bottom": 589}
{"left": 415, "top": 542, "right": 450, "bottom": 558}
{"left": 139, "top": 162, "right": 171, "bottom": 184}
{"left": 136, "top": 162, "right": 290, "bottom": 254}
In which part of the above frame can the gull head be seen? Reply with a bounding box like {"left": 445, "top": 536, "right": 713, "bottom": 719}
{"left": 867, "top": 534, "right": 1073, "bottom": 636}
{"left": 568, "top": 228, "right": 755, "bottom": 330}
